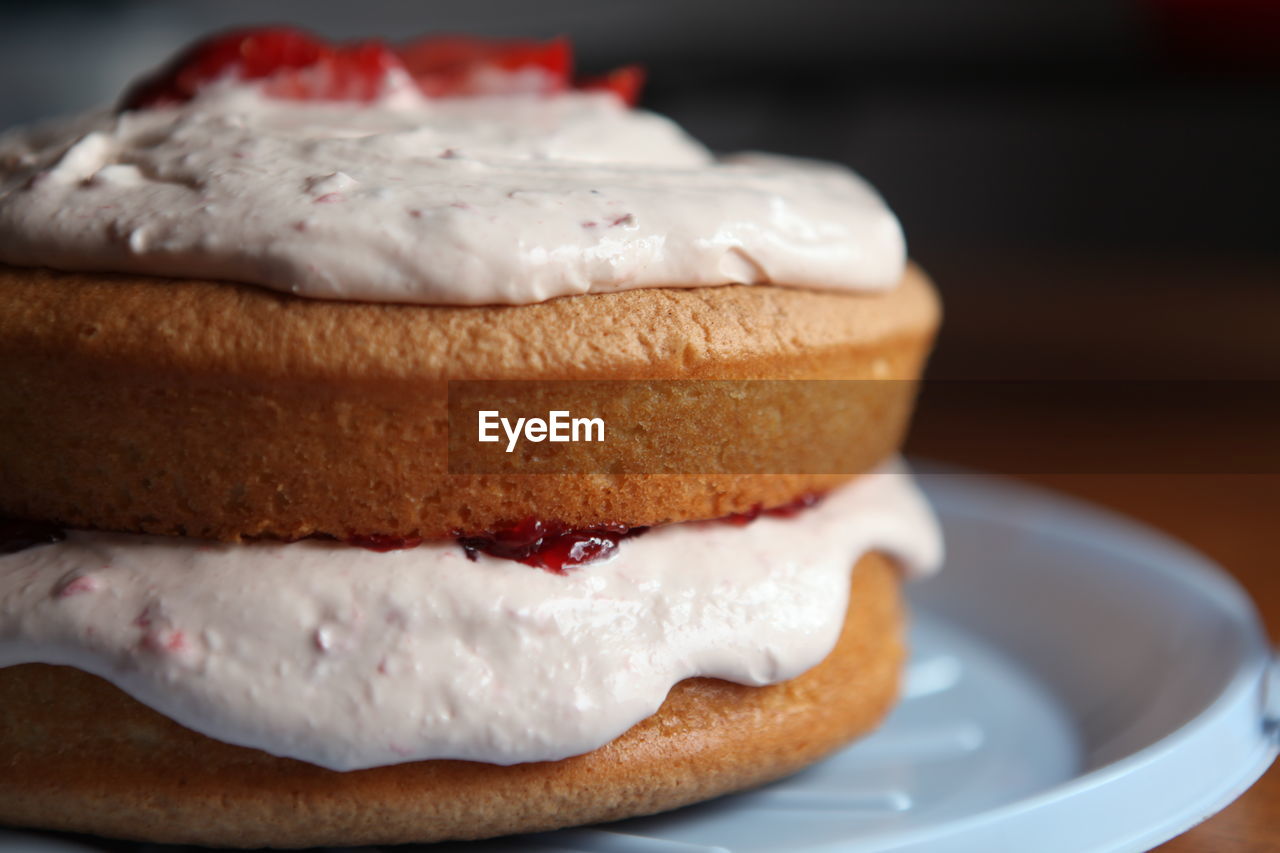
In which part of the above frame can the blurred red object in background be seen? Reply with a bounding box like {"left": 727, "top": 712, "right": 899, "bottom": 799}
{"left": 1143, "top": 0, "right": 1280, "bottom": 71}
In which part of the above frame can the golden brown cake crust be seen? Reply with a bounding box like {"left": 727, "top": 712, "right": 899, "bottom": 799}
{"left": 0, "top": 265, "right": 938, "bottom": 540}
{"left": 0, "top": 552, "right": 904, "bottom": 848}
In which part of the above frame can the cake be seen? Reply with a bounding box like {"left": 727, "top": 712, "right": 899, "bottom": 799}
{"left": 0, "top": 28, "right": 942, "bottom": 846}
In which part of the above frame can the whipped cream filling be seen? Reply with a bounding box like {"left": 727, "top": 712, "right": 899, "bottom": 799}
{"left": 0, "top": 80, "right": 905, "bottom": 305}
{"left": 0, "top": 466, "right": 940, "bottom": 771}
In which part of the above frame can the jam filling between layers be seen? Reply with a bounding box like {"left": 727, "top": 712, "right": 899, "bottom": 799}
{"left": 0, "top": 464, "right": 942, "bottom": 770}
{"left": 0, "top": 493, "right": 824, "bottom": 572}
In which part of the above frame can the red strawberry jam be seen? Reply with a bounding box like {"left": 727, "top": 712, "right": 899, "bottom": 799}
{"left": 344, "top": 533, "right": 425, "bottom": 553}
{"left": 722, "top": 492, "right": 823, "bottom": 526}
{"left": 456, "top": 519, "right": 647, "bottom": 575}
{"left": 341, "top": 491, "right": 826, "bottom": 572}
{"left": 451, "top": 491, "right": 825, "bottom": 573}
{"left": 121, "top": 27, "right": 645, "bottom": 110}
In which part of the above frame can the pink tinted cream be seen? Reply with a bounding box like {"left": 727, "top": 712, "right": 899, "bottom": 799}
{"left": 0, "top": 78, "right": 904, "bottom": 306}
{"left": 0, "top": 466, "right": 940, "bottom": 770}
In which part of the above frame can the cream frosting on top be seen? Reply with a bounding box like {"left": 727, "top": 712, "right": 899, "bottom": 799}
{"left": 0, "top": 77, "right": 905, "bottom": 305}
{"left": 0, "top": 465, "right": 940, "bottom": 770}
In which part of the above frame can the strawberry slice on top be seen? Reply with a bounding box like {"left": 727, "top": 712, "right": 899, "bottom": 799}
{"left": 576, "top": 64, "right": 646, "bottom": 107}
{"left": 120, "top": 27, "right": 643, "bottom": 110}
{"left": 397, "top": 35, "right": 573, "bottom": 97}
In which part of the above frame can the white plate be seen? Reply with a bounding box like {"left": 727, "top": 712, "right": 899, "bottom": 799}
{"left": 3, "top": 472, "right": 1276, "bottom": 852}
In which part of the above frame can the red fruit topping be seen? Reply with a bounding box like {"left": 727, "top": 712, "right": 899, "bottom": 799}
{"left": 120, "top": 28, "right": 645, "bottom": 110}
{"left": 262, "top": 38, "right": 403, "bottom": 102}
{"left": 576, "top": 64, "right": 646, "bottom": 107}
{"left": 122, "top": 28, "right": 402, "bottom": 109}
{"left": 0, "top": 518, "right": 66, "bottom": 554}
{"left": 398, "top": 35, "right": 572, "bottom": 97}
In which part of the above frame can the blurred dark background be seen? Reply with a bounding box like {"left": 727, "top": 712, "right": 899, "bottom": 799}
{"left": 3, "top": 0, "right": 1276, "bottom": 383}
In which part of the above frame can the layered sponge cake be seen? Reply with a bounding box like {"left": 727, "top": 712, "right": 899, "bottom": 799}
{"left": 0, "top": 29, "right": 942, "bottom": 846}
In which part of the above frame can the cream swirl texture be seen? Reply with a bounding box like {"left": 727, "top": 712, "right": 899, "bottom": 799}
{"left": 0, "top": 80, "right": 905, "bottom": 305}
{"left": 0, "top": 466, "right": 940, "bottom": 771}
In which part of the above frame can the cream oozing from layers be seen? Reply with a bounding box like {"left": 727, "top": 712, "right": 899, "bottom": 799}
{"left": 0, "top": 79, "right": 905, "bottom": 305}
{"left": 0, "top": 467, "right": 940, "bottom": 771}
